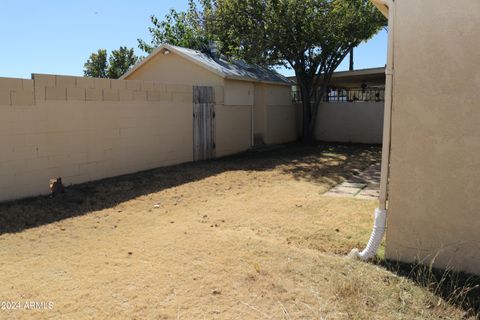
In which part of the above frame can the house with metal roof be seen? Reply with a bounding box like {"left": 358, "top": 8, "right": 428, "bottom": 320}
{"left": 121, "top": 44, "right": 298, "bottom": 149}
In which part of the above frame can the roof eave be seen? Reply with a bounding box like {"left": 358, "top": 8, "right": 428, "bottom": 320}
{"left": 370, "top": 0, "right": 389, "bottom": 18}
{"left": 224, "top": 75, "right": 292, "bottom": 86}
{"left": 330, "top": 67, "right": 386, "bottom": 79}
{"left": 121, "top": 44, "right": 229, "bottom": 80}
{"left": 120, "top": 45, "right": 165, "bottom": 80}
{"left": 121, "top": 44, "right": 292, "bottom": 86}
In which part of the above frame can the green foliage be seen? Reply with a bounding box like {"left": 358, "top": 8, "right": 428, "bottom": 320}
{"left": 83, "top": 49, "right": 108, "bottom": 78}
{"left": 107, "top": 47, "right": 139, "bottom": 79}
{"left": 83, "top": 47, "right": 139, "bottom": 79}
{"left": 138, "top": 0, "right": 216, "bottom": 54}
{"left": 214, "top": 0, "right": 270, "bottom": 65}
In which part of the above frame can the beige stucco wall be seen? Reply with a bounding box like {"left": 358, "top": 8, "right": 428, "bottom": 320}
{"left": 0, "top": 74, "right": 193, "bottom": 202}
{"left": 386, "top": 0, "right": 480, "bottom": 274}
{"left": 315, "top": 102, "right": 384, "bottom": 144}
{"left": 124, "top": 51, "right": 224, "bottom": 87}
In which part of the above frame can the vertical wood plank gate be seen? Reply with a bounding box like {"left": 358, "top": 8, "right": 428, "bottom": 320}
{"left": 193, "top": 86, "right": 216, "bottom": 161}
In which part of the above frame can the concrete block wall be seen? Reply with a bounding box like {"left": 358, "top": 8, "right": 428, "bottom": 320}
{"left": 216, "top": 81, "right": 253, "bottom": 157}
{"left": 0, "top": 74, "right": 195, "bottom": 202}
{"left": 264, "top": 84, "right": 298, "bottom": 145}
{"left": 265, "top": 105, "right": 298, "bottom": 144}
{"left": 314, "top": 102, "right": 384, "bottom": 144}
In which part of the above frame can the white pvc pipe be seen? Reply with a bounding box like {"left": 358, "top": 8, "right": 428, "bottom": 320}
{"left": 350, "top": 0, "right": 395, "bottom": 261}
{"left": 349, "top": 208, "right": 387, "bottom": 260}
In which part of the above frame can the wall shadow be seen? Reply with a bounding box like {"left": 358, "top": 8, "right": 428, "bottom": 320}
{"left": 0, "top": 142, "right": 380, "bottom": 236}
{"left": 376, "top": 259, "right": 480, "bottom": 317}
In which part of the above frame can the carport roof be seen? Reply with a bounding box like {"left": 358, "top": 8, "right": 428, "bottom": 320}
{"left": 288, "top": 67, "right": 386, "bottom": 89}
{"left": 121, "top": 44, "right": 293, "bottom": 86}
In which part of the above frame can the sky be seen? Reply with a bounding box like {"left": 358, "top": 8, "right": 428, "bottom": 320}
{"left": 0, "top": 1, "right": 387, "bottom": 79}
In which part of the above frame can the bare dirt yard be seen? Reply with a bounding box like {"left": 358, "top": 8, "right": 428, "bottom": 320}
{"left": 0, "top": 143, "right": 474, "bottom": 319}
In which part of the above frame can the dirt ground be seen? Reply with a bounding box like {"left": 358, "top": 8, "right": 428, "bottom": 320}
{"left": 0, "top": 144, "right": 470, "bottom": 319}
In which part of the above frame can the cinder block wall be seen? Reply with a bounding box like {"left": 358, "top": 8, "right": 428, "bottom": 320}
{"left": 314, "top": 102, "right": 384, "bottom": 144}
{"left": 0, "top": 74, "right": 194, "bottom": 202}
{"left": 216, "top": 80, "right": 254, "bottom": 157}
{"left": 264, "top": 84, "right": 298, "bottom": 145}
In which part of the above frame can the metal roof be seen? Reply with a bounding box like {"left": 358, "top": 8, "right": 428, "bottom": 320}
{"left": 121, "top": 44, "right": 293, "bottom": 86}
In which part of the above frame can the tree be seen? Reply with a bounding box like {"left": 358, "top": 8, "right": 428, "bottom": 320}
{"left": 138, "top": 0, "right": 216, "bottom": 54}
{"left": 107, "top": 47, "right": 139, "bottom": 79}
{"left": 83, "top": 49, "right": 108, "bottom": 78}
{"left": 214, "top": 0, "right": 386, "bottom": 141}
{"left": 83, "top": 47, "right": 139, "bottom": 79}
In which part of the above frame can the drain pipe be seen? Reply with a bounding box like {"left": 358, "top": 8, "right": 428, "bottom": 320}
{"left": 350, "top": 0, "right": 395, "bottom": 261}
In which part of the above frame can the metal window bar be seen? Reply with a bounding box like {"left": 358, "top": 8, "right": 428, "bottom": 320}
{"left": 325, "top": 88, "right": 385, "bottom": 102}
{"left": 292, "top": 87, "right": 385, "bottom": 103}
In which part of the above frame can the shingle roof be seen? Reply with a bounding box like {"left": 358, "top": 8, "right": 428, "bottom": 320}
{"left": 121, "top": 44, "right": 293, "bottom": 86}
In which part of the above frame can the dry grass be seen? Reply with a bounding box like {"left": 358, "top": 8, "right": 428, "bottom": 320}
{"left": 0, "top": 143, "right": 475, "bottom": 319}
{"left": 378, "top": 259, "right": 480, "bottom": 318}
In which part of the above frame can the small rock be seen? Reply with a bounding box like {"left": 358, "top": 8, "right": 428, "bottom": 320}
{"left": 212, "top": 289, "right": 221, "bottom": 295}
{"left": 128, "top": 252, "right": 133, "bottom": 255}
{"left": 335, "top": 228, "right": 340, "bottom": 232}
{"left": 154, "top": 204, "right": 161, "bottom": 208}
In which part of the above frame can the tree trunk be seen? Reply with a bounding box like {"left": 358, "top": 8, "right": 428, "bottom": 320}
{"left": 349, "top": 48, "right": 354, "bottom": 71}
{"left": 296, "top": 74, "right": 330, "bottom": 144}
{"left": 298, "top": 80, "right": 314, "bottom": 143}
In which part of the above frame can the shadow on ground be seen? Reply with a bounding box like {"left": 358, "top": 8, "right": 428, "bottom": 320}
{"left": 0, "top": 142, "right": 380, "bottom": 235}
{"left": 376, "top": 259, "right": 480, "bottom": 318}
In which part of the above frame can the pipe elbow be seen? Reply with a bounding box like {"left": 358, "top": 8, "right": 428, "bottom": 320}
{"left": 349, "top": 208, "right": 387, "bottom": 261}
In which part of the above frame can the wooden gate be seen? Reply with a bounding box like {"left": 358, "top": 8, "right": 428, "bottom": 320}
{"left": 193, "top": 86, "right": 216, "bottom": 161}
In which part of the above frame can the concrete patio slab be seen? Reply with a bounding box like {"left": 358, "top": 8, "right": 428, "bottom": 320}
{"left": 324, "top": 163, "right": 381, "bottom": 200}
